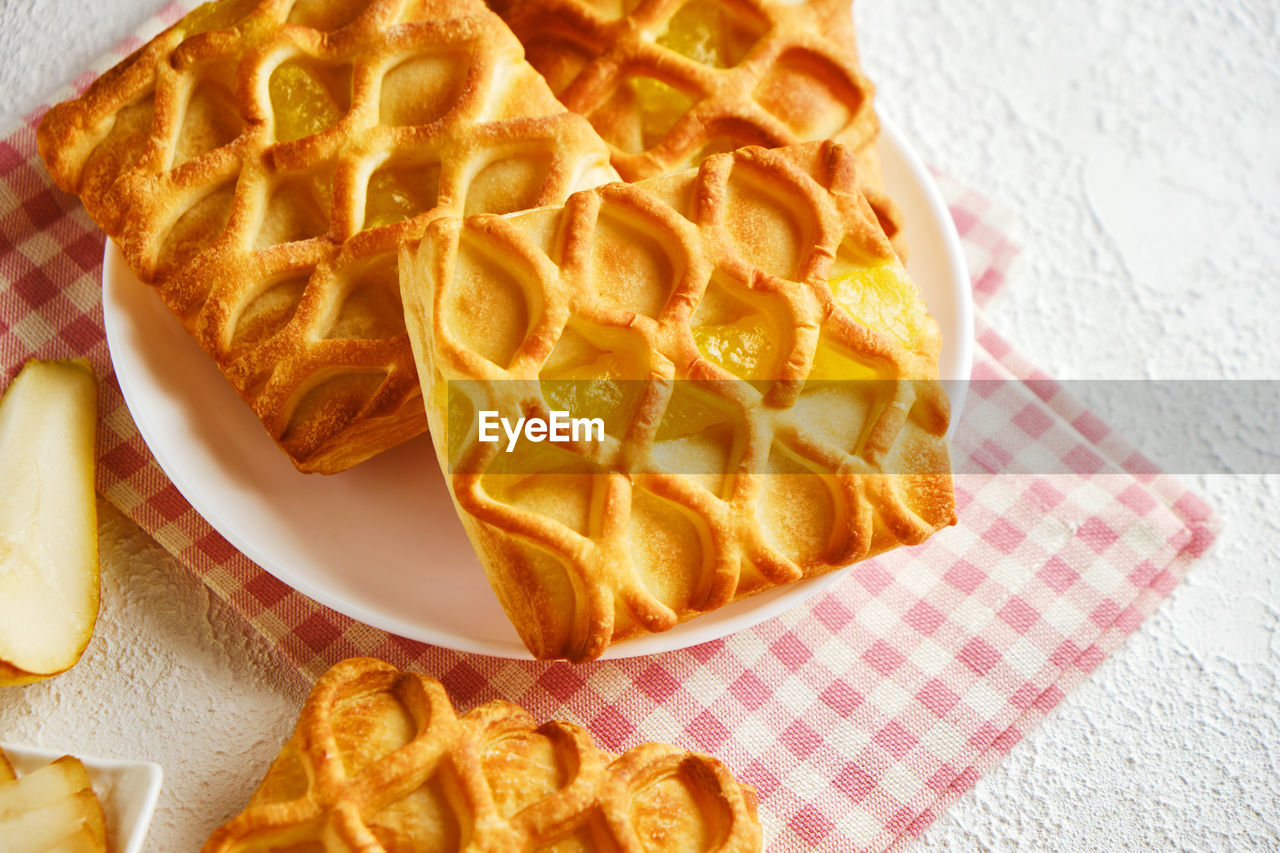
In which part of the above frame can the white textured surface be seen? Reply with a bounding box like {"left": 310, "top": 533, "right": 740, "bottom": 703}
{"left": 1, "top": 0, "right": 1277, "bottom": 850}
{"left": 0, "top": 503, "right": 307, "bottom": 849}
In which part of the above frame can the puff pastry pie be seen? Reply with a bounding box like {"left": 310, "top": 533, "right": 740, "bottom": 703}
{"left": 202, "top": 658, "right": 763, "bottom": 851}
{"left": 401, "top": 142, "right": 953, "bottom": 661}
{"left": 38, "top": 0, "right": 615, "bottom": 472}
{"left": 490, "top": 0, "right": 905, "bottom": 251}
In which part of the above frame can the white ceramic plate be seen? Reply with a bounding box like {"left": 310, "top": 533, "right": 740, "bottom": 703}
{"left": 0, "top": 742, "right": 163, "bottom": 853}
{"left": 102, "top": 113, "right": 973, "bottom": 660}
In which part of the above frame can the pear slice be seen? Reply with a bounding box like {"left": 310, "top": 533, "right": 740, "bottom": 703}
{"left": 0, "top": 755, "right": 93, "bottom": 818}
{"left": 0, "top": 755, "right": 108, "bottom": 853}
{"left": 0, "top": 358, "right": 99, "bottom": 687}
{"left": 0, "top": 790, "right": 106, "bottom": 852}
{"left": 40, "top": 828, "right": 106, "bottom": 853}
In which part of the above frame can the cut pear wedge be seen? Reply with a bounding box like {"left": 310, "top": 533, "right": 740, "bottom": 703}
{"left": 0, "top": 358, "right": 99, "bottom": 687}
{"left": 0, "top": 755, "right": 108, "bottom": 852}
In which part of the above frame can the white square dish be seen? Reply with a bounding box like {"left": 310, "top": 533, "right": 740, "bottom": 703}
{"left": 0, "top": 742, "right": 163, "bottom": 853}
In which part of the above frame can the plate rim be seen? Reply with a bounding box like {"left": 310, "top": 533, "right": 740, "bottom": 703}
{"left": 101, "top": 113, "right": 973, "bottom": 661}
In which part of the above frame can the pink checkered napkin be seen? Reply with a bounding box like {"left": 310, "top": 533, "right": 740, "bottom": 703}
{"left": 0, "top": 7, "right": 1217, "bottom": 850}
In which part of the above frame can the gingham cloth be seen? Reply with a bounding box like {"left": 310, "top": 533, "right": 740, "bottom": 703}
{"left": 0, "top": 5, "right": 1217, "bottom": 850}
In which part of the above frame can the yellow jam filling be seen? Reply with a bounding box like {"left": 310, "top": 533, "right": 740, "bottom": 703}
{"left": 807, "top": 340, "right": 881, "bottom": 382}
{"left": 809, "top": 260, "right": 925, "bottom": 380}
{"left": 692, "top": 261, "right": 924, "bottom": 383}
{"left": 629, "top": 77, "right": 693, "bottom": 150}
{"left": 310, "top": 170, "right": 333, "bottom": 213}
{"left": 656, "top": 0, "right": 757, "bottom": 68}
{"left": 181, "top": 0, "right": 257, "bottom": 36}
{"left": 363, "top": 166, "right": 438, "bottom": 229}
{"left": 829, "top": 260, "right": 926, "bottom": 350}
{"left": 692, "top": 314, "right": 772, "bottom": 379}
{"left": 269, "top": 60, "right": 350, "bottom": 143}
{"left": 542, "top": 352, "right": 643, "bottom": 438}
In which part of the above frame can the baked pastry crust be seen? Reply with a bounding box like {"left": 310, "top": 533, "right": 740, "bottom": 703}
{"left": 490, "top": 0, "right": 905, "bottom": 251}
{"left": 401, "top": 142, "right": 954, "bottom": 661}
{"left": 201, "top": 657, "right": 763, "bottom": 851}
{"left": 38, "top": 0, "right": 615, "bottom": 473}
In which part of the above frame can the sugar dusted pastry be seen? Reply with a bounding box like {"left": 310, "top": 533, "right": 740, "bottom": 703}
{"left": 401, "top": 141, "right": 954, "bottom": 661}
{"left": 38, "top": 0, "right": 616, "bottom": 473}
{"left": 490, "top": 0, "right": 905, "bottom": 251}
{"left": 202, "top": 658, "right": 762, "bottom": 851}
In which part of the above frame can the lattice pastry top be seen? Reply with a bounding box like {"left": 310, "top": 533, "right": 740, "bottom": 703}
{"left": 201, "top": 657, "right": 763, "bottom": 851}
{"left": 38, "top": 0, "right": 616, "bottom": 472}
{"left": 491, "top": 0, "right": 905, "bottom": 249}
{"left": 401, "top": 141, "right": 954, "bottom": 661}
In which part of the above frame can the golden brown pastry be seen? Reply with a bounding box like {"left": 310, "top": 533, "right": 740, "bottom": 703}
{"left": 38, "top": 0, "right": 616, "bottom": 473}
{"left": 202, "top": 658, "right": 762, "bottom": 851}
{"left": 489, "top": 0, "right": 905, "bottom": 251}
{"left": 401, "top": 141, "right": 953, "bottom": 661}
